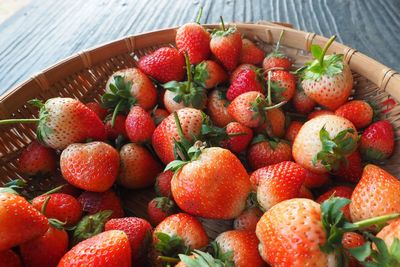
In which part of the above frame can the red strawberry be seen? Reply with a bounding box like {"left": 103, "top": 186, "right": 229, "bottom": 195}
{"left": 138, "top": 47, "right": 185, "bottom": 83}
{"left": 105, "top": 217, "right": 152, "bottom": 263}
{"left": 207, "top": 89, "right": 233, "bottom": 127}
{"left": 233, "top": 207, "right": 263, "bottom": 231}
{"left": 317, "top": 185, "right": 353, "bottom": 221}
{"left": 85, "top": 101, "right": 108, "bottom": 120}
{"left": 333, "top": 150, "right": 363, "bottom": 183}
{"left": 58, "top": 230, "right": 131, "bottom": 267}
{"left": 20, "top": 226, "right": 68, "bottom": 267}
{"left": 118, "top": 143, "right": 162, "bottom": 189}
{"left": 335, "top": 100, "right": 373, "bottom": 129}
{"left": 169, "top": 147, "right": 251, "bottom": 219}
{"left": 210, "top": 18, "right": 242, "bottom": 71}
{"left": 292, "top": 86, "right": 316, "bottom": 114}
{"left": 0, "top": 250, "right": 22, "bottom": 267}
{"left": 350, "top": 164, "right": 400, "bottom": 222}
{"left": 226, "top": 68, "right": 264, "bottom": 101}
{"left": 227, "top": 91, "right": 265, "bottom": 128}
{"left": 150, "top": 107, "right": 169, "bottom": 126}
{"left": 60, "top": 141, "right": 120, "bottom": 192}
{"left": 262, "top": 31, "right": 292, "bottom": 70}
{"left": 105, "top": 114, "right": 127, "bottom": 139}
{"left": 78, "top": 190, "right": 124, "bottom": 219}
{"left": 299, "top": 185, "right": 314, "bottom": 199}
{"left": 359, "top": 120, "right": 395, "bottom": 161}
{"left": 0, "top": 193, "right": 49, "bottom": 251}
{"left": 32, "top": 193, "right": 83, "bottom": 226}
{"left": 215, "top": 230, "right": 264, "bottom": 267}
{"left": 193, "top": 60, "right": 228, "bottom": 89}
{"left": 152, "top": 108, "right": 203, "bottom": 164}
{"left": 223, "top": 122, "right": 253, "bottom": 153}
{"left": 256, "top": 107, "right": 286, "bottom": 138}
{"left": 285, "top": 121, "right": 303, "bottom": 142}
{"left": 342, "top": 232, "right": 366, "bottom": 267}
{"left": 303, "top": 169, "right": 330, "bottom": 188}
{"left": 18, "top": 140, "right": 57, "bottom": 176}
{"left": 147, "top": 197, "right": 176, "bottom": 226}
{"left": 125, "top": 105, "right": 156, "bottom": 143}
{"left": 302, "top": 36, "right": 353, "bottom": 110}
{"left": 247, "top": 137, "right": 292, "bottom": 170}
{"left": 230, "top": 64, "right": 255, "bottom": 82}
{"left": 155, "top": 170, "right": 174, "bottom": 197}
{"left": 308, "top": 109, "right": 334, "bottom": 120}
{"left": 239, "top": 39, "right": 264, "bottom": 65}
{"left": 268, "top": 69, "right": 296, "bottom": 102}
{"left": 251, "top": 161, "right": 306, "bottom": 210}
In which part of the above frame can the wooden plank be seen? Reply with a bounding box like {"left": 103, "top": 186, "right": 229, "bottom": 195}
{"left": 0, "top": 0, "right": 399, "bottom": 94}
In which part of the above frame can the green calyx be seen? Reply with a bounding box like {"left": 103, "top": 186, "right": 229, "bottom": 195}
{"left": 212, "top": 16, "right": 236, "bottom": 37}
{"left": 0, "top": 179, "right": 27, "bottom": 195}
{"left": 312, "top": 127, "right": 358, "bottom": 172}
{"left": 72, "top": 210, "right": 113, "bottom": 245}
{"left": 165, "top": 141, "right": 206, "bottom": 174}
{"left": 101, "top": 75, "right": 136, "bottom": 126}
{"left": 154, "top": 197, "right": 176, "bottom": 213}
{"left": 361, "top": 147, "right": 389, "bottom": 162}
{"left": 155, "top": 232, "right": 191, "bottom": 260}
{"left": 303, "top": 35, "right": 345, "bottom": 81}
{"left": 193, "top": 61, "right": 210, "bottom": 88}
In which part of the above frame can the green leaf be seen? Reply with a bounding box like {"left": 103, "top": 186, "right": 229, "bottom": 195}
{"left": 194, "top": 61, "right": 210, "bottom": 88}
{"left": 155, "top": 232, "right": 191, "bottom": 259}
{"left": 211, "top": 27, "right": 237, "bottom": 37}
{"left": 348, "top": 242, "right": 372, "bottom": 262}
{"left": 72, "top": 210, "right": 113, "bottom": 245}
{"left": 311, "top": 45, "right": 323, "bottom": 60}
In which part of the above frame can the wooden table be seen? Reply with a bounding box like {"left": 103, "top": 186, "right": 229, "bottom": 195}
{"left": 0, "top": 0, "right": 399, "bottom": 94}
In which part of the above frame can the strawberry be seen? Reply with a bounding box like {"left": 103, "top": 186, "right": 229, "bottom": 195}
{"left": 230, "top": 63, "right": 255, "bottom": 82}
{"left": 20, "top": 226, "right": 68, "bottom": 267}
{"left": 233, "top": 207, "right": 263, "bottom": 231}
{"left": 222, "top": 122, "right": 253, "bottom": 153}
{"left": 125, "top": 105, "right": 156, "bottom": 143}
{"left": 105, "top": 217, "right": 152, "bottom": 263}
{"left": 341, "top": 232, "right": 365, "bottom": 267}
{"left": 303, "top": 169, "right": 331, "bottom": 188}
{"left": 308, "top": 109, "right": 334, "bottom": 119}
{"left": 155, "top": 170, "right": 174, "bottom": 197}
{"left": 0, "top": 250, "right": 22, "bottom": 267}
{"left": 175, "top": 8, "right": 210, "bottom": 64}
{"left": 316, "top": 185, "right": 353, "bottom": 221}
{"left": 105, "top": 114, "right": 127, "bottom": 139}
{"left": 256, "top": 107, "right": 286, "bottom": 138}
{"left": 78, "top": 190, "right": 124, "bottom": 219}
{"left": 210, "top": 17, "right": 242, "bottom": 71}
{"left": 138, "top": 47, "right": 185, "bottom": 83}
{"left": 226, "top": 68, "right": 264, "bottom": 101}
{"left": 58, "top": 230, "right": 131, "bottom": 267}
{"left": 333, "top": 150, "right": 363, "bottom": 183}
{"left": 239, "top": 38, "right": 264, "bottom": 65}
{"left": 18, "top": 140, "right": 57, "bottom": 176}
{"left": 150, "top": 107, "right": 169, "bottom": 126}
{"left": 215, "top": 230, "right": 264, "bottom": 267}
{"left": 299, "top": 185, "right": 314, "bottom": 199}
{"left": 292, "top": 114, "right": 358, "bottom": 174}
{"left": 268, "top": 69, "right": 296, "bottom": 102}
{"left": 285, "top": 121, "right": 303, "bottom": 142}
{"left": 247, "top": 136, "right": 292, "bottom": 170}
{"left": 252, "top": 161, "right": 306, "bottom": 211}
{"left": 359, "top": 120, "right": 395, "bottom": 161}
{"left": 60, "top": 141, "right": 120, "bottom": 192}
{"left": 0, "top": 193, "right": 49, "bottom": 251}
{"left": 350, "top": 164, "right": 400, "bottom": 222}
{"left": 152, "top": 108, "right": 203, "bottom": 164}
{"left": 147, "top": 197, "right": 176, "bottom": 226}
{"left": 335, "top": 100, "right": 373, "bottom": 129}
{"left": 175, "top": 250, "right": 232, "bottom": 267}
{"left": 227, "top": 91, "right": 265, "bottom": 128}
{"left": 292, "top": 85, "right": 316, "bottom": 114}
{"left": 207, "top": 88, "right": 233, "bottom": 127}
{"left": 72, "top": 210, "right": 113, "bottom": 245}
{"left": 168, "top": 146, "right": 251, "bottom": 219}
{"left": 85, "top": 101, "right": 108, "bottom": 120}
{"left": 32, "top": 193, "right": 83, "bottom": 227}
{"left": 193, "top": 60, "right": 228, "bottom": 89}
{"left": 0, "top": 98, "right": 107, "bottom": 150}
{"left": 262, "top": 31, "right": 292, "bottom": 71}
{"left": 375, "top": 219, "right": 400, "bottom": 265}
{"left": 301, "top": 36, "right": 353, "bottom": 110}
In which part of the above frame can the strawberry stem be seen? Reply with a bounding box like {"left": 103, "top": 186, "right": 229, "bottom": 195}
{"left": 267, "top": 71, "right": 272, "bottom": 106}
{"left": 111, "top": 99, "right": 123, "bottom": 127}
{"left": 263, "top": 100, "right": 287, "bottom": 110}
{"left": 41, "top": 195, "right": 51, "bottom": 216}
{"left": 173, "top": 112, "right": 185, "bottom": 142}
{"left": 346, "top": 213, "right": 400, "bottom": 231}
{"left": 0, "top": 118, "right": 39, "bottom": 125}
{"left": 195, "top": 6, "right": 203, "bottom": 24}
{"left": 40, "top": 184, "right": 66, "bottom": 196}
{"left": 319, "top": 35, "right": 336, "bottom": 67}
{"left": 157, "top": 256, "right": 180, "bottom": 263}
{"left": 275, "top": 30, "right": 285, "bottom": 53}
{"left": 220, "top": 16, "right": 226, "bottom": 31}
{"left": 184, "top": 52, "right": 192, "bottom": 92}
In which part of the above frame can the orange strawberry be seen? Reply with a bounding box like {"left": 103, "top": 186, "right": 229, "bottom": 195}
{"left": 78, "top": 190, "right": 124, "bottom": 219}
{"left": 256, "top": 107, "right": 286, "bottom": 138}
{"left": 125, "top": 105, "right": 156, "bottom": 143}
{"left": 301, "top": 36, "right": 353, "bottom": 110}
{"left": 341, "top": 232, "right": 365, "bottom": 267}
{"left": 308, "top": 109, "right": 334, "bottom": 120}
{"left": 303, "top": 169, "right": 331, "bottom": 188}
{"left": 233, "top": 207, "right": 263, "bottom": 231}
{"left": 376, "top": 219, "right": 400, "bottom": 257}
{"left": 223, "top": 122, "right": 253, "bottom": 153}
{"left": 239, "top": 39, "right": 264, "bottom": 65}
{"left": 105, "top": 114, "right": 127, "bottom": 139}
{"left": 193, "top": 60, "right": 228, "bottom": 89}
{"left": 285, "top": 121, "right": 303, "bottom": 142}
{"left": 207, "top": 88, "right": 233, "bottom": 127}
{"left": 262, "top": 31, "right": 292, "bottom": 71}
{"left": 292, "top": 114, "right": 358, "bottom": 174}
{"left": 18, "top": 140, "right": 57, "bottom": 176}
{"left": 268, "top": 69, "right": 296, "bottom": 102}
{"left": 150, "top": 107, "right": 169, "bottom": 126}
{"left": 227, "top": 91, "right": 265, "bottom": 128}
{"left": 292, "top": 85, "right": 316, "bottom": 114}
{"left": 333, "top": 150, "right": 363, "bottom": 183}
{"left": 138, "top": 47, "right": 185, "bottom": 83}
{"left": 335, "top": 100, "right": 373, "bottom": 129}
{"left": 85, "top": 101, "right": 108, "bottom": 120}
{"left": 147, "top": 197, "right": 176, "bottom": 226}
{"left": 215, "top": 230, "right": 264, "bottom": 267}
{"left": 155, "top": 170, "right": 174, "bottom": 198}
{"left": 210, "top": 17, "right": 242, "bottom": 71}
{"left": 60, "top": 142, "right": 120, "bottom": 192}
{"left": 58, "top": 230, "right": 131, "bottom": 267}
{"left": 0, "top": 250, "right": 22, "bottom": 267}
{"left": 252, "top": 161, "right": 306, "bottom": 211}
{"left": 226, "top": 68, "right": 264, "bottom": 101}
{"left": 350, "top": 164, "right": 400, "bottom": 222}
{"left": 317, "top": 185, "right": 353, "bottom": 221}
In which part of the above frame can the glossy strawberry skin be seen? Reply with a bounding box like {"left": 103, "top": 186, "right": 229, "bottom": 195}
{"left": 147, "top": 197, "right": 176, "bottom": 226}
{"left": 85, "top": 101, "right": 108, "bottom": 120}
{"left": 105, "top": 115, "right": 127, "bottom": 139}
{"left": 78, "top": 190, "right": 124, "bottom": 219}
{"left": 194, "top": 60, "right": 228, "bottom": 89}
{"left": 247, "top": 140, "right": 292, "bottom": 170}
{"left": 0, "top": 250, "right": 22, "bottom": 267}
{"left": 176, "top": 22, "right": 210, "bottom": 64}
{"left": 239, "top": 39, "right": 264, "bottom": 65}
{"left": 125, "top": 106, "right": 156, "bottom": 143}
{"left": 317, "top": 186, "right": 353, "bottom": 221}
{"left": 58, "top": 230, "right": 131, "bottom": 267}
{"left": 292, "top": 88, "right": 316, "bottom": 114}
{"left": 32, "top": 193, "right": 83, "bottom": 227}
{"left": 155, "top": 170, "right": 174, "bottom": 197}
{"left": 210, "top": 29, "right": 242, "bottom": 71}
{"left": 20, "top": 226, "right": 68, "bottom": 267}
{"left": 138, "top": 47, "right": 185, "bottom": 83}
{"left": 226, "top": 68, "right": 263, "bottom": 101}
{"left": 207, "top": 89, "right": 234, "bottom": 127}
{"left": 263, "top": 55, "right": 292, "bottom": 71}
{"left": 335, "top": 100, "right": 373, "bottom": 129}
{"left": 269, "top": 70, "right": 296, "bottom": 102}
{"left": 233, "top": 207, "right": 263, "bottom": 231}
{"left": 333, "top": 150, "right": 363, "bottom": 183}
{"left": 256, "top": 108, "right": 286, "bottom": 138}
{"left": 342, "top": 232, "right": 365, "bottom": 267}
{"left": 18, "top": 140, "right": 57, "bottom": 176}
{"left": 359, "top": 120, "right": 395, "bottom": 161}
{"left": 60, "top": 142, "right": 120, "bottom": 192}
{"left": 227, "top": 91, "right": 265, "bottom": 128}
{"left": 230, "top": 64, "right": 255, "bottom": 83}
{"left": 285, "top": 121, "right": 303, "bottom": 142}
{"left": 223, "top": 122, "right": 253, "bottom": 153}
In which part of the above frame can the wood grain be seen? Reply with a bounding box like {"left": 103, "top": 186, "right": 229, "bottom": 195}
{"left": 0, "top": 0, "right": 399, "bottom": 93}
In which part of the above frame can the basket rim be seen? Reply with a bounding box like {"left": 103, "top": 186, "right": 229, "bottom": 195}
{"left": 0, "top": 22, "right": 399, "bottom": 118}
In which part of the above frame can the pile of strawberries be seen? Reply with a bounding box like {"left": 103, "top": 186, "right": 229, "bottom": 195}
{"left": 1, "top": 13, "right": 399, "bottom": 267}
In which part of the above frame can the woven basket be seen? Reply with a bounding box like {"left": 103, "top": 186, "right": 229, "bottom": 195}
{"left": 0, "top": 22, "right": 399, "bottom": 238}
